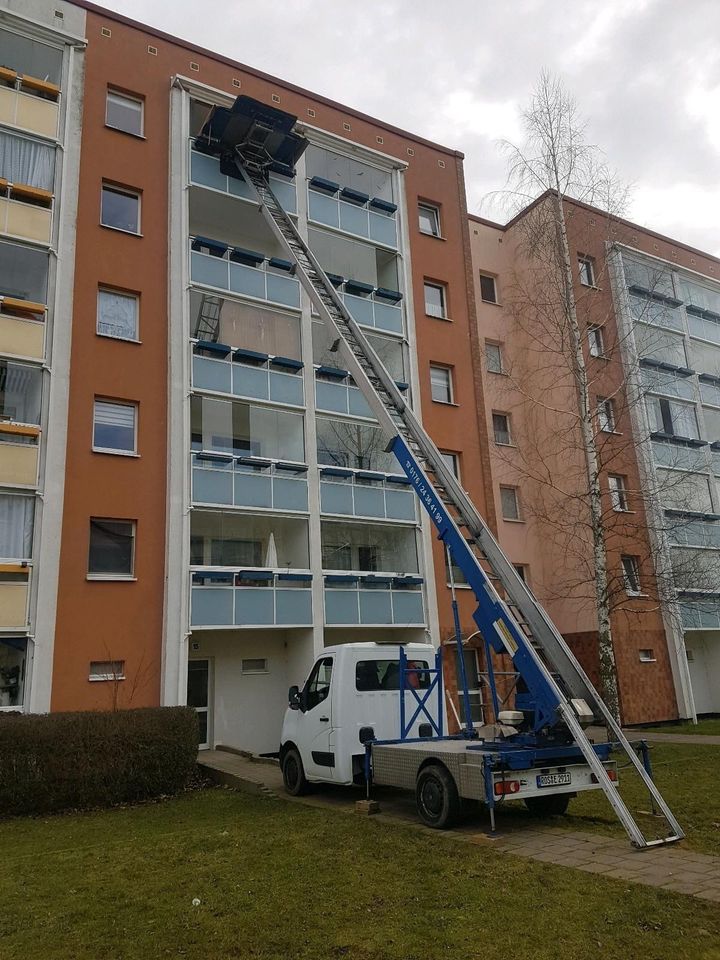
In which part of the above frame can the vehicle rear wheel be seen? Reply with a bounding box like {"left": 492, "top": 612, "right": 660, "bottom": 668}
{"left": 282, "top": 746, "right": 309, "bottom": 796}
{"left": 415, "top": 764, "right": 460, "bottom": 829}
{"left": 524, "top": 793, "right": 571, "bottom": 817}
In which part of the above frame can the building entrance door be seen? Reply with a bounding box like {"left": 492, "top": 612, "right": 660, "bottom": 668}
{"left": 187, "top": 659, "right": 212, "bottom": 749}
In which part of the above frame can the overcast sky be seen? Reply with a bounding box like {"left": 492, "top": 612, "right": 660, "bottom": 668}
{"left": 102, "top": 0, "right": 720, "bottom": 255}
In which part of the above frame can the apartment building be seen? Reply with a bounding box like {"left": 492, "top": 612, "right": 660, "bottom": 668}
{"left": 470, "top": 194, "right": 720, "bottom": 723}
{"left": 0, "top": 0, "right": 495, "bottom": 750}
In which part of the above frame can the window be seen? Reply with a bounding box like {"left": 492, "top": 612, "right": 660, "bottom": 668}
{"left": 485, "top": 342, "right": 503, "bottom": 374}
{"left": 93, "top": 400, "right": 137, "bottom": 454}
{"left": 500, "top": 485, "right": 520, "bottom": 521}
{"left": 608, "top": 475, "right": 629, "bottom": 512}
{"left": 355, "top": 659, "right": 430, "bottom": 691}
{"left": 492, "top": 412, "right": 511, "bottom": 445}
{"left": 639, "top": 649, "right": 656, "bottom": 663}
{"left": 101, "top": 184, "right": 140, "bottom": 234}
{"left": 479, "top": 274, "right": 497, "bottom": 304}
{"left": 0, "top": 494, "right": 34, "bottom": 560}
{"left": 241, "top": 658, "right": 268, "bottom": 674}
{"left": 455, "top": 648, "right": 483, "bottom": 724}
{"left": 190, "top": 396, "right": 305, "bottom": 463}
{"left": 0, "top": 360, "right": 42, "bottom": 425}
{"left": 646, "top": 396, "right": 699, "bottom": 440}
{"left": 304, "top": 657, "right": 333, "bottom": 711}
{"left": 588, "top": 326, "right": 605, "bottom": 358}
{"left": 88, "top": 518, "right": 135, "bottom": 578}
{"left": 578, "top": 255, "right": 595, "bottom": 287}
{"left": 106, "top": 90, "right": 144, "bottom": 136}
{"left": 621, "top": 555, "right": 641, "bottom": 595}
{"left": 0, "top": 27, "right": 63, "bottom": 86}
{"left": 513, "top": 564, "right": 527, "bottom": 582}
{"left": 89, "top": 660, "right": 125, "bottom": 681}
{"left": 0, "top": 240, "right": 49, "bottom": 304}
{"left": 424, "top": 282, "right": 447, "bottom": 319}
{"left": 597, "top": 398, "right": 616, "bottom": 433}
{"left": 440, "top": 451, "right": 460, "bottom": 478}
{"left": 430, "top": 365, "right": 453, "bottom": 403}
{"left": 418, "top": 203, "right": 441, "bottom": 237}
{"left": 97, "top": 289, "right": 139, "bottom": 341}
{"left": 211, "top": 539, "right": 262, "bottom": 567}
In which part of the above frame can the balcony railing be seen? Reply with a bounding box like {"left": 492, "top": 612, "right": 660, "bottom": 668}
{"left": 190, "top": 238, "right": 301, "bottom": 310}
{"left": 0, "top": 82, "right": 59, "bottom": 139}
{"left": 0, "top": 424, "right": 39, "bottom": 486}
{"left": 319, "top": 468, "right": 415, "bottom": 522}
{"left": 192, "top": 453, "right": 308, "bottom": 512}
{"left": 640, "top": 365, "right": 696, "bottom": 402}
{"left": 192, "top": 342, "right": 304, "bottom": 407}
{"left": 324, "top": 575, "right": 425, "bottom": 626}
{"left": 679, "top": 597, "right": 720, "bottom": 630}
{"left": 0, "top": 564, "right": 30, "bottom": 630}
{"left": 190, "top": 147, "right": 297, "bottom": 214}
{"left": 190, "top": 569, "right": 312, "bottom": 627}
{"left": 0, "top": 298, "right": 45, "bottom": 360}
{"left": 0, "top": 186, "right": 52, "bottom": 245}
{"left": 651, "top": 439, "right": 709, "bottom": 472}
{"left": 342, "top": 291, "right": 403, "bottom": 335}
{"left": 315, "top": 369, "right": 375, "bottom": 419}
{"left": 307, "top": 182, "right": 397, "bottom": 248}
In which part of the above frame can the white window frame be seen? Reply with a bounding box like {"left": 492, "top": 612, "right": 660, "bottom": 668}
{"left": 418, "top": 202, "right": 441, "bottom": 237}
{"left": 424, "top": 281, "right": 447, "bottom": 319}
{"left": 597, "top": 397, "right": 616, "bottom": 433}
{"left": 439, "top": 451, "right": 460, "bottom": 479}
{"left": 638, "top": 649, "right": 656, "bottom": 663}
{"left": 485, "top": 341, "right": 503, "bottom": 374}
{"left": 97, "top": 288, "right": 140, "bottom": 342}
{"left": 105, "top": 89, "right": 144, "bottom": 137}
{"left": 588, "top": 325, "right": 605, "bottom": 358}
{"left": 492, "top": 411, "right": 512, "bottom": 445}
{"left": 92, "top": 398, "right": 138, "bottom": 456}
{"left": 430, "top": 364, "right": 453, "bottom": 404}
{"left": 621, "top": 555, "right": 642, "bottom": 595}
{"left": 100, "top": 183, "right": 141, "bottom": 235}
{"left": 240, "top": 658, "right": 269, "bottom": 675}
{"left": 578, "top": 255, "right": 595, "bottom": 287}
{"left": 87, "top": 517, "right": 136, "bottom": 581}
{"left": 479, "top": 273, "right": 498, "bottom": 304}
{"left": 608, "top": 474, "right": 629, "bottom": 512}
{"left": 499, "top": 485, "right": 521, "bottom": 521}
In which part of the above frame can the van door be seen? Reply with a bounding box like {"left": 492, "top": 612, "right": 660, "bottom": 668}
{"left": 298, "top": 656, "right": 336, "bottom": 780}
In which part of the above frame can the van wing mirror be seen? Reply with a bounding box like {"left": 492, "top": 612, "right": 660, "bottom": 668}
{"left": 288, "top": 685, "right": 301, "bottom": 710}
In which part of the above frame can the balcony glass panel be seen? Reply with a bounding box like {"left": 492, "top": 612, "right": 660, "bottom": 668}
{"left": 680, "top": 600, "right": 720, "bottom": 630}
{"left": 689, "top": 339, "right": 720, "bottom": 378}
{"left": 0, "top": 569, "right": 29, "bottom": 629}
{"left": 651, "top": 441, "right": 708, "bottom": 472}
{"left": 342, "top": 293, "right": 403, "bottom": 334}
{"left": 678, "top": 279, "right": 720, "bottom": 316}
{"left": 190, "top": 292, "right": 301, "bottom": 358}
{"left": 190, "top": 577, "right": 312, "bottom": 628}
{"left": 623, "top": 257, "right": 676, "bottom": 300}
{"left": 0, "top": 130, "right": 55, "bottom": 191}
{"left": 656, "top": 469, "right": 713, "bottom": 513}
{"left": 191, "top": 511, "right": 309, "bottom": 569}
{"left": 192, "top": 456, "right": 308, "bottom": 512}
{"left": 323, "top": 581, "right": 424, "bottom": 626}
{"left": 671, "top": 547, "right": 720, "bottom": 592}
{"left": 320, "top": 476, "right": 416, "bottom": 521}
{"left": 0, "top": 493, "right": 34, "bottom": 560}
{"left": 190, "top": 247, "right": 301, "bottom": 309}
{"left": 641, "top": 367, "right": 695, "bottom": 401}
{"left": 320, "top": 520, "right": 418, "bottom": 573}
{"left": 0, "top": 240, "right": 48, "bottom": 303}
{"left": 308, "top": 190, "right": 338, "bottom": 229}
{"left": 193, "top": 350, "right": 304, "bottom": 407}
{"left": 190, "top": 148, "right": 297, "bottom": 212}
{"left": 0, "top": 359, "right": 42, "bottom": 424}
{"left": 634, "top": 323, "right": 687, "bottom": 367}
{"left": 369, "top": 211, "right": 397, "bottom": 248}
{"left": 0, "top": 28, "right": 62, "bottom": 86}
{"left": 305, "top": 144, "right": 393, "bottom": 202}
{"left": 628, "top": 294, "right": 683, "bottom": 332}
{"left": 308, "top": 227, "right": 399, "bottom": 292}
{"left": 700, "top": 381, "right": 720, "bottom": 407}
{"left": 668, "top": 519, "right": 720, "bottom": 549}
{"left": 191, "top": 395, "right": 305, "bottom": 461}
{"left": 688, "top": 315, "right": 720, "bottom": 346}
{"left": 314, "top": 375, "right": 374, "bottom": 419}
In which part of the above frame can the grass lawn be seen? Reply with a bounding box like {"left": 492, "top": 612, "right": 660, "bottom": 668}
{"left": 2, "top": 788, "right": 720, "bottom": 960}
{"left": 636, "top": 719, "right": 720, "bottom": 737}
{"left": 495, "top": 742, "right": 720, "bottom": 856}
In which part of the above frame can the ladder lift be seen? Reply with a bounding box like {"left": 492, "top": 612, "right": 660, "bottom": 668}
{"left": 195, "top": 96, "right": 684, "bottom": 848}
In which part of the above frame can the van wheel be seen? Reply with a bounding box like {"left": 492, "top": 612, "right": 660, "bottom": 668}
{"left": 416, "top": 764, "right": 460, "bottom": 829}
{"left": 282, "top": 747, "right": 309, "bottom": 796}
{"left": 524, "top": 794, "right": 570, "bottom": 817}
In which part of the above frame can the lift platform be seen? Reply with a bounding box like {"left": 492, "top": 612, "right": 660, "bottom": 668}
{"left": 195, "top": 97, "right": 684, "bottom": 848}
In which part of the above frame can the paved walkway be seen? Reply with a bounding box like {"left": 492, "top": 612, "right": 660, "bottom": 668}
{"left": 198, "top": 749, "right": 720, "bottom": 903}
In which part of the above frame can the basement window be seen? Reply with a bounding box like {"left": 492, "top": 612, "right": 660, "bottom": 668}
{"left": 89, "top": 660, "right": 126, "bottom": 681}
{"left": 638, "top": 649, "right": 656, "bottom": 663}
{"left": 241, "top": 658, "right": 268, "bottom": 674}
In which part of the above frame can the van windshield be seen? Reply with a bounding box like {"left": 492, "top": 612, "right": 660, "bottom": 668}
{"left": 355, "top": 659, "right": 430, "bottom": 692}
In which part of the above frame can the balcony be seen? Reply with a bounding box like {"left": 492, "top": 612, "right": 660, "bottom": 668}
{"left": 308, "top": 181, "right": 397, "bottom": 248}
{"left": 319, "top": 469, "right": 415, "bottom": 522}
{"left": 0, "top": 184, "right": 52, "bottom": 245}
{"left": 324, "top": 576, "right": 425, "bottom": 626}
{"left": 191, "top": 570, "right": 313, "bottom": 628}
{"left": 640, "top": 364, "right": 695, "bottom": 402}
{"left": 0, "top": 565, "right": 30, "bottom": 630}
{"left": 315, "top": 369, "right": 375, "bottom": 419}
{"left": 192, "top": 342, "right": 304, "bottom": 407}
{"left": 0, "top": 425, "right": 39, "bottom": 486}
{"left": 651, "top": 439, "right": 709, "bottom": 472}
{"left": 341, "top": 291, "right": 403, "bottom": 335}
{"left": 192, "top": 454, "right": 308, "bottom": 512}
{"left": 679, "top": 598, "right": 720, "bottom": 631}
{"left": 190, "top": 237, "right": 301, "bottom": 310}
{"left": 0, "top": 299, "right": 45, "bottom": 360}
{"left": 0, "top": 81, "right": 59, "bottom": 139}
{"left": 190, "top": 146, "right": 297, "bottom": 214}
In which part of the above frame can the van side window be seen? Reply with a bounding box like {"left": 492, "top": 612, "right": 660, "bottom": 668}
{"left": 305, "top": 657, "right": 333, "bottom": 710}
{"left": 355, "top": 660, "right": 431, "bottom": 691}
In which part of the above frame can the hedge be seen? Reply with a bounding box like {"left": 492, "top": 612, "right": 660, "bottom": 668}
{"left": 0, "top": 706, "right": 199, "bottom": 816}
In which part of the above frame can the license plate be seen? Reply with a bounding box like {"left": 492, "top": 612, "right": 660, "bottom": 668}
{"left": 537, "top": 772, "right": 571, "bottom": 788}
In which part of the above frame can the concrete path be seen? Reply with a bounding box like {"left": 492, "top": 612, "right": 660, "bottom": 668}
{"left": 198, "top": 749, "right": 720, "bottom": 903}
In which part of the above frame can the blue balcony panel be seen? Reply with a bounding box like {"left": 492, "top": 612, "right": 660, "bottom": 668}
{"left": 273, "top": 476, "right": 309, "bottom": 511}
{"left": 369, "top": 212, "right": 397, "bottom": 248}
{"left": 391, "top": 590, "right": 425, "bottom": 624}
{"left": 320, "top": 482, "right": 354, "bottom": 515}
{"left": 309, "top": 190, "right": 339, "bottom": 228}
{"left": 193, "top": 468, "right": 233, "bottom": 505}
{"left": 276, "top": 588, "right": 313, "bottom": 625}
{"left": 193, "top": 354, "right": 232, "bottom": 393}
{"left": 359, "top": 589, "right": 392, "bottom": 623}
{"left": 325, "top": 589, "right": 360, "bottom": 625}
{"left": 385, "top": 488, "right": 416, "bottom": 521}
{"left": 235, "top": 588, "right": 274, "bottom": 625}
{"left": 191, "top": 587, "right": 233, "bottom": 626}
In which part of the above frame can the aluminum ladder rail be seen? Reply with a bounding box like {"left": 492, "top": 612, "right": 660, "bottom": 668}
{"left": 237, "top": 162, "right": 683, "bottom": 849}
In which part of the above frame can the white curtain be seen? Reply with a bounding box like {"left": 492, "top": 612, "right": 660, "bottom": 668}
{"left": 97, "top": 290, "right": 137, "bottom": 340}
{"left": 0, "top": 494, "right": 34, "bottom": 560}
{"left": 0, "top": 131, "right": 55, "bottom": 191}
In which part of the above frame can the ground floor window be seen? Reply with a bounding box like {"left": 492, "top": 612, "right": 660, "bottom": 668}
{"left": 0, "top": 637, "right": 26, "bottom": 708}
